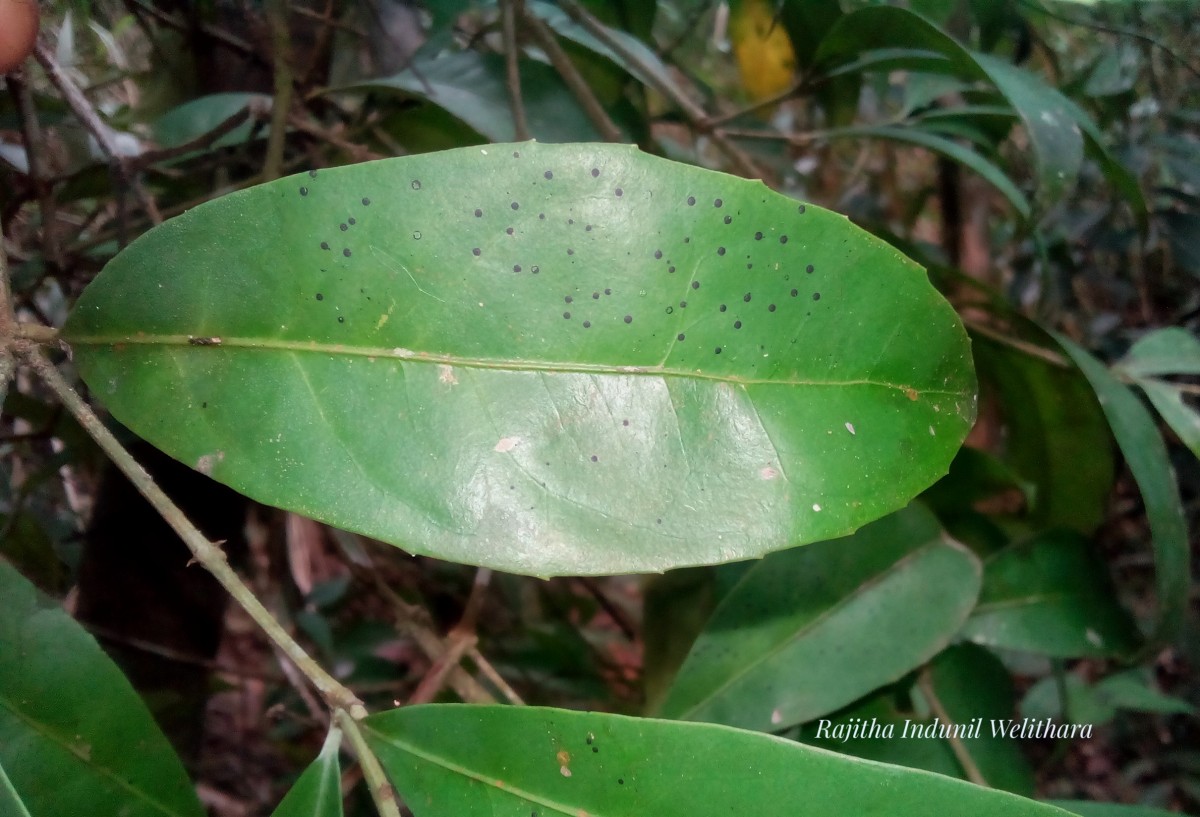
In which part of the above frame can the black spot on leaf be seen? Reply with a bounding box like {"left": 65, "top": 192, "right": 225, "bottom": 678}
{"left": 806, "top": 264, "right": 815, "bottom": 273}
{"left": 362, "top": 197, "right": 370, "bottom": 206}
{"left": 544, "top": 170, "right": 553, "bottom": 179}
{"left": 719, "top": 304, "right": 727, "bottom": 312}
{"left": 687, "top": 196, "right": 696, "bottom": 206}
{"left": 472, "top": 248, "right": 481, "bottom": 256}
{"left": 768, "top": 304, "right": 776, "bottom": 312}
{"left": 714, "top": 198, "right": 723, "bottom": 207}
{"left": 780, "top": 235, "right": 789, "bottom": 244}
{"left": 591, "top": 168, "right": 600, "bottom": 177}
{"left": 624, "top": 315, "right": 633, "bottom": 324}
{"left": 734, "top": 320, "right": 742, "bottom": 329}
{"left": 677, "top": 333, "right": 685, "bottom": 341}
{"left": 411, "top": 180, "right": 422, "bottom": 190}
{"left": 691, "top": 281, "right": 700, "bottom": 289}
{"left": 743, "top": 293, "right": 752, "bottom": 302}
{"left": 615, "top": 188, "right": 623, "bottom": 197}
{"left": 320, "top": 242, "right": 329, "bottom": 250}
{"left": 564, "top": 312, "right": 571, "bottom": 319}
{"left": 813, "top": 292, "right": 821, "bottom": 300}
{"left": 315, "top": 293, "right": 324, "bottom": 300}
{"left": 583, "top": 320, "right": 591, "bottom": 328}
{"left": 717, "top": 247, "right": 726, "bottom": 256}
{"left": 511, "top": 202, "right": 520, "bottom": 210}
{"left": 723, "top": 215, "right": 732, "bottom": 225}
{"left": 299, "top": 187, "right": 308, "bottom": 196}
{"left": 343, "top": 249, "right": 352, "bottom": 257}
{"left": 475, "top": 208, "right": 483, "bottom": 217}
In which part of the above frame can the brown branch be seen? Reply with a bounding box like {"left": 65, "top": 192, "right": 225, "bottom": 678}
{"left": 6, "top": 71, "right": 62, "bottom": 271}
{"left": 522, "top": 8, "right": 623, "bottom": 142}
{"left": 264, "top": 0, "right": 294, "bottom": 182}
{"left": 554, "top": 0, "right": 765, "bottom": 179}
{"left": 32, "top": 41, "right": 163, "bottom": 226}
{"left": 502, "top": 0, "right": 532, "bottom": 141}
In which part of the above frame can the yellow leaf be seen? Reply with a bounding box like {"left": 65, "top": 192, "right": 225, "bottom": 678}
{"left": 729, "top": 0, "right": 796, "bottom": 102}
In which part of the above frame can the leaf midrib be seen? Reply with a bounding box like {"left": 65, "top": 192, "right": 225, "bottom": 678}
{"left": 0, "top": 694, "right": 196, "bottom": 817}
{"left": 64, "top": 333, "right": 968, "bottom": 395}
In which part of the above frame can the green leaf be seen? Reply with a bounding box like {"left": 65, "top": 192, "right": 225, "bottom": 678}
{"left": 960, "top": 530, "right": 1140, "bottom": 658}
{"left": 805, "top": 645, "right": 1034, "bottom": 794}
{"left": 1117, "top": 327, "right": 1200, "bottom": 377}
{"left": 0, "top": 760, "right": 33, "bottom": 817}
{"left": 656, "top": 505, "right": 981, "bottom": 731}
{"left": 824, "top": 124, "right": 1031, "bottom": 218}
{"left": 152, "top": 93, "right": 269, "bottom": 153}
{"left": 815, "top": 7, "right": 1090, "bottom": 211}
{"left": 363, "top": 704, "right": 1069, "bottom": 816}
{"left": 1055, "top": 336, "right": 1190, "bottom": 643}
{"left": 1021, "top": 670, "right": 1193, "bottom": 725}
{"left": 973, "top": 335, "right": 1115, "bottom": 533}
{"left": 269, "top": 726, "right": 343, "bottom": 817}
{"left": 1050, "top": 802, "right": 1183, "bottom": 817}
{"left": 341, "top": 52, "right": 627, "bottom": 143}
{"left": 62, "top": 142, "right": 976, "bottom": 577}
{"left": 0, "top": 560, "right": 204, "bottom": 817}
{"left": 1093, "top": 671, "right": 1195, "bottom": 716}
{"left": 1135, "top": 379, "right": 1200, "bottom": 461}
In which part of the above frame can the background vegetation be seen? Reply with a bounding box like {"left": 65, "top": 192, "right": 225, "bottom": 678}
{"left": 0, "top": 0, "right": 1197, "bottom": 815}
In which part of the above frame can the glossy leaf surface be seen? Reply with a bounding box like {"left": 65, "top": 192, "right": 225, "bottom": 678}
{"left": 1056, "top": 336, "right": 1189, "bottom": 642}
{"left": 63, "top": 142, "right": 975, "bottom": 576}
{"left": 364, "top": 704, "right": 1068, "bottom": 817}
{"left": 961, "top": 530, "right": 1140, "bottom": 658}
{"left": 656, "top": 505, "right": 981, "bottom": 730}
{"left": 269, "top": 726, "right": 343, "bottom": 817}
{"left": 0, "top": 560, "right": 204, "bottom": 817}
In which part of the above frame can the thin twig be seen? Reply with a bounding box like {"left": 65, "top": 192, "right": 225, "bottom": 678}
{"left": 467, "top": 645, "right": 525, "bottom": 705}
{"left": 264, "top": 0, "right": 294, "bottom": 182}
{"left": 407, "top": 632, "right": 478, "bottom": 705}
{"left": 123, "top": 0, "right": 258, "bottom": 62}
{"left": 917, "top": 668, "right": 989, "bottom": 787}
{"left": 32, "top": 41, "right": 163, "bottom": 226}
{"left": 336, "top": 710, "right": 403, "bottom": 817}
{"left": 351, "top": 559, "right": 495, "bottom": 703}
{"left": 21, "top": 350, "right": 366, "bottom": 719}
{"left": 135, "top": 104, "right": 262, "bottom": 168}
{"left": 6, "top": 71, "right": 62, "bottom": 272}
{"left": 522, "top": 9, "right": 623, "bottom": 142}
{"left": 554, "top": 0, "right": 765, "bottom": 179}
{"left": 502, "top": 0, "right": 532, "bottom": 141}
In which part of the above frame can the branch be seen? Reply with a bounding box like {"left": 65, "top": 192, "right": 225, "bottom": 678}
{"left": 917, "top": 668, "right": 989, "bottom": 787}
{"left": 32, "top": 41, "right": 163, "bottom": 226}
{"left": 522, "top": 9, "right": 623, "bottom": 142}
{"left": 6, "top": 70, "right": 62, "bottom": 271}
{"left": 263, "top": 0, "right": 294, "bottom": 182}
{"left": 502, "top": 0, "right": 532, "bottom": 141}
{"left": 21, "top": 350, "right": 366, "bottom": 719}
{"left": 553, "top": 0, "right": 765, "bottom": 179}
{"left": 336, "top": 710, "right": 403, "bottom": 817}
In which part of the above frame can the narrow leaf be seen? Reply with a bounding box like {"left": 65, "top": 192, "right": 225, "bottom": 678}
{"left": 1136, "top": 379, "right": 1200, "bottom": 461}
{"left": 363, "top": 704, "right": 1071, "bottom": 817}
{"left": 960, "top": 530, "right": 1140, "bottom": 658}
{"left": 1117, "top": 327, "right": 1200, "bottom": 377}
{"left": 0, "top": 760, "right": 33, "bottom": 817}
{"left": 63, "top": 142, "right": 976, "bottom": 576}
{"left": 656, "top": 505, "right": 981, "bottom": 731}
{"left": 825, "top": 124, "right": 1030, "bottom": 217}
{"left": 0, "top": 560, "right": 204, "bottom": 817}
{"left": 1055, "top": 336, "right": 1190, "bottom": 642}
{"left": 815, "top": 7, "right": 1091, "bottom": 211}
{"left": 269, "top": 726, "right": 343, "bottom": 817}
